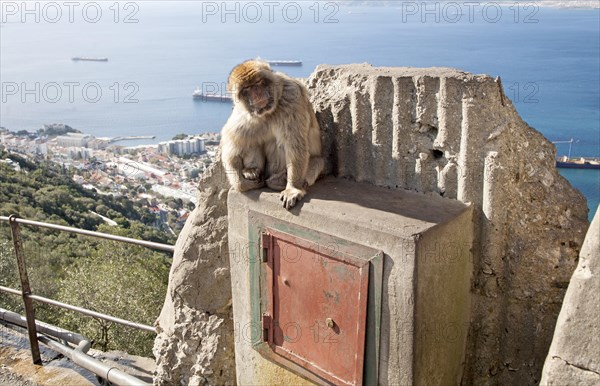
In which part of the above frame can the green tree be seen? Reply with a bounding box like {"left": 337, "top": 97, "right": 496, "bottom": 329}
{"left": 189, "top": 168, "right": 200, "bottom": 179}
{"left": 0, "top": 239, "right": 22, "bottom": 312}
{"left": 56, "top": 239, "right": 169, "bottom": 357}
{"left": 171, "top": 133, "right": 188, "bottom": 140}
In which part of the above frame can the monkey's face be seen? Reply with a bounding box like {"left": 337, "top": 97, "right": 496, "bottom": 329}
{"left": 228, "top": 60, "right": 279, "bottom": 117}
{"left": 239, "top": 77, "right": 276, "bottom": 117}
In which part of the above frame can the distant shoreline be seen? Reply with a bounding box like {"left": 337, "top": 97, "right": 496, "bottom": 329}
{"left": 363, "top": 1, "right": 600, "bottom": 9}
{"left": 523, "top": 1, "right": 599, "bottom": 9}
{"left": 481, "top": 1, "right": 598, "bottom": 9}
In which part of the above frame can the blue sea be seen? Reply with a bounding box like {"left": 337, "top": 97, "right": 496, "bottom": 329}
{"left": 1, "top": 1, "right": 598, "bottom": 219}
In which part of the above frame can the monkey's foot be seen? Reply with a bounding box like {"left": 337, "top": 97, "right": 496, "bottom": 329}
{"left": 237, "top": 177, "right": 265, "bottom": 192}
{"left": 266, "top": 172, "right": 287, "bottom": 191}
{"left": 242, "top": 167, "right": 262, "bottom": 181}
{"left": 280, "top": 187, "right": 305, "bottom": 210}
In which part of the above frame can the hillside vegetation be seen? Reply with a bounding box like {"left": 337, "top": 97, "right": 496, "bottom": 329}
{"left": 0, "top": 150, "right": 175, "bottom": 357}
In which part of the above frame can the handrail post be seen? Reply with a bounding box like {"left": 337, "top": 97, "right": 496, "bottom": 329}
{"left": 8, "top": 214, "right": 42, "bottom": 365}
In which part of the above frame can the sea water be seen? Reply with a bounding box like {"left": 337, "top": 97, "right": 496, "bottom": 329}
{"left": 1, "top": 1, "right": 598, "bottom": 219}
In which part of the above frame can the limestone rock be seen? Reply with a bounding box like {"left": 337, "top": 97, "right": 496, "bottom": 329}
{"left": 540, "top": 206, "right": 600, "bottom": 385}
{"left": 153, "top": 159, "right": 235, "bottom": 385}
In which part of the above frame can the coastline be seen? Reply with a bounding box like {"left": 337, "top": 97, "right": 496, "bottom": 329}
{"left": 354, "top": 1, "right": 600, "bottom": 9}
{"left": 438, "top": 1, "right": 599, "bottom": 9}
{"left": 526, "top": 1, "right": 599, "bottom": 9}
{"left": 498, "top": 0, "right": 599, "bottom": 8}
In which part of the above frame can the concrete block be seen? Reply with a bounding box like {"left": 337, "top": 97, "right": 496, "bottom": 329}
{"left": 228, "top": 177, "right": 473, "bottom": 385}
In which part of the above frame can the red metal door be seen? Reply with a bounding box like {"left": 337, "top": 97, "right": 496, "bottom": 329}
{"left": 262, "top": 229, "right": 369, "bottom": 386}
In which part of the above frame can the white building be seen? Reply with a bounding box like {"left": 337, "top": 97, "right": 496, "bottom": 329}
{"left": 158, "top": 137, "right": 205, "bottom": 156}
{"left": 88, "top": 138, "right": 109, "bottom": 150}
{"left": 68, "top": 147, "right": 93, "bottom": 160}
{"left": 56, "top": 133, "right": 93, "bottom": 148}
{"left": 28, "top": 140, "right": 48, "bottom": 156}
{"left": 0, "top": 135, "right": 48, "bottom": 156}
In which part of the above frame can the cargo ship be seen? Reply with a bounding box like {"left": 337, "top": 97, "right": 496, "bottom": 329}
{"left": 192, "top": 88, "right": 232, "bottom": 102}
{"left": 72, "top": 57, "right": 109, "bottom": 62}
{"left": 266, "top": 59, "right": 302, "bottom": 66}
{"left": 553, "top": 139, "right": 600, "bottom": 169}
{"left": 556, "top": 156, "right": 600, "bottom": 169}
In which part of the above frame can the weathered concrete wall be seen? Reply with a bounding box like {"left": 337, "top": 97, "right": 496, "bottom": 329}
{"left": 540, "top": 206, "right": 600, "bottom": 385}
{"left": 153, "top": 64, "right": 589, "bottom": 385}
{"left": 307, "top": 64, "right": 589, "bottom": 385}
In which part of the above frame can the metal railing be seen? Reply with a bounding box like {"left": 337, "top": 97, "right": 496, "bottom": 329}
{"left": 0, "top": 214, "right": 175, "bottom": 385}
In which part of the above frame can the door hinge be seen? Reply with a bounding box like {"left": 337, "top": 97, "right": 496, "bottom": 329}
{"left": 261, "top": 232, "right": 271, "bottom": 263}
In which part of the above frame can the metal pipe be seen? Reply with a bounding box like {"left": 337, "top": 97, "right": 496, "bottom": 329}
{"left": 0, "top": 285, "right": 21, "bottom": 296}
{"left": 37, "top": 335, "right": 152, "bottom": 386}
{"left": 0, "top": 286, "right": 155, "bottom": 333}
{"left": 26, "top": 294, "right": 156, "bottom": 333}
{"left": 0, "top": 215, "right": 175, "bottom": 252}
{"left": 0, "top": 308, "right": 91, "bottom": 352}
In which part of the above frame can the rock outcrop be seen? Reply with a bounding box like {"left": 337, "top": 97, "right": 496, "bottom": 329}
{"left": 540, "top": 206, "right": 600, "bottom": 385}
{"left": 153, "top": 162, "right": 235, "bottom": 385}
{"left": 308, "top": 64, "right": 589, "bottom": 385}
{"left": 153, "top": 64, "right": 589, "bottom": 385}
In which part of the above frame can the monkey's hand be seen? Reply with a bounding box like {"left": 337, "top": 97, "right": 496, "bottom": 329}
{"left": 280, "top": 187, "right": 305, "bottom": 210}
{"left": 242, "top": 167, "right": 262, "bottom": 181}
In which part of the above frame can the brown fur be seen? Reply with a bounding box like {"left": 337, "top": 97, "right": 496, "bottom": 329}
{"left": 221, "top": 60, "right": 324, "bottom": 209}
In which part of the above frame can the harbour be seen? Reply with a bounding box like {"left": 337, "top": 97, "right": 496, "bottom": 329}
{"left": 108, "top": 135, "right": 156, "bottom": 143}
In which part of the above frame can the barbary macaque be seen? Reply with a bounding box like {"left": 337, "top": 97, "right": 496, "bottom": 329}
{"left": 220, "top": 60, "right": 324, "bottom": 209}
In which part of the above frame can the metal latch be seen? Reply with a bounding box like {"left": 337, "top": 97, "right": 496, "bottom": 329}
{"left": 261, "top": 313, "right": 272, "bottom": 342}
